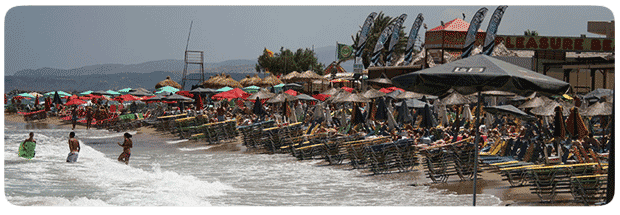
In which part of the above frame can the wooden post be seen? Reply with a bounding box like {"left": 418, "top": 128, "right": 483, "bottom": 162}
{"left": 472, "top": 91, "right": 483, "bottom": 206}
{"left": 591, "top": 69, "right": 596, "bottom": 90}
{"left": 603, "top": 69, "right": 608, "bottom": 89}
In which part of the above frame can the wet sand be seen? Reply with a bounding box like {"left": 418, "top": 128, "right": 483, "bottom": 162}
{"left": 3, "top": 113, "right": 589, "bottom": 206}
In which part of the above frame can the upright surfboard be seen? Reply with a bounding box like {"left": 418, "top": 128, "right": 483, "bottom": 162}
{"left": 18, "top": 141, "right": 36, "bottom": 159}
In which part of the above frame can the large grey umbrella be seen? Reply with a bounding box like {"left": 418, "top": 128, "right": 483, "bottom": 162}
{"left": 395, "top": 98, "right": 430, "bottom": 109}
{"left": 391, "top": 55, "right": 570, "bottom": 97}
{"left": 367, "top": 73, "right": 393, "bottom": 86}
{"left": 267, "top": 93, "right": 298, "bottom": 103}
{"left": 145, "top": 94, "right": 165, "bottom": 102}
{"left": 284, "top": 83, "right": 303, "bottom": 89}
{"left": 336, "top": 93, "right": 370, "bottom": 103}
{"left": 391, "top": 54, "right": 570, "bottom": 206}
{"left": 385, "top": 90, "right": 402, "bottom": 99}
{"left": 296, "top": 93, "right": 318, "bottom": 102}
{"left": 396, "top": 91, "right": 426, "bottom": 100}
{"left": 248, "top": 90, "right": 276, "bottom": 100}
{"left": 511, "top": 92, "right": 537, "bottom": 102}
{"left": 529, "top": 99, "right": 571, "bottom": 116}
{"left": 129, "top": 91, "right": 154, "bottom": 97}
{"left": 189, "top": 87, "right": 218, "bottom": 94}
{"left": 484, "top": 105, "right": 535, "bottom": 120}
{"left": 439, "top": 91, "right": 470, "bottom": 106}
{"left": 321, "top": 88, "right": 339, "bottom": 96}
{"left": 363, "top": 88, "right": 387, "bottom": 99}
{"left": 326, "top": 89, "right": 351, "bottom": 103}
{"left": 581, "top": 102, "right": 612, "bottom": 116}
{"left": 396, "top": 98, "right": 413, "bottom": 124}
{"left": 518, "top": 97, "right": 546, "bottom": 109}
{"left": 164, "top": 94, "right": 194, "bottom": 102}
{"left": 92, "top": 90, "right": 112, "bottom": 96}
{"left": 583, "top": 88, "right": 613, "bottom": 101}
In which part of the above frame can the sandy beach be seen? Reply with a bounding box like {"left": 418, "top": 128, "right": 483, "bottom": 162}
{"left": 4, "top": 113, "right": 584, "bottom": 206}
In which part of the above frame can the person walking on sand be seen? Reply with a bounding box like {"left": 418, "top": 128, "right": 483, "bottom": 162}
{"left": 117, "top": 133, "right": 133, "bottom": 165}
{"left": 85, "top": 107, "right": 93, "bottom": 130}
{"left": 67, "top": 132, "right": 80, "bottom": 163}
{"left": 71, "top": 107, "right": 78, "bottom": 130}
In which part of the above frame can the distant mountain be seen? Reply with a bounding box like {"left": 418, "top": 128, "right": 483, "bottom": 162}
{"left": 5, "top": 71, "right": 254, "bottom": 92}
{"left": 6, "top": 59, "right": 260, "bottom": 92}
{"left": 12, "top": 59, "right": 259, "bottom": 77}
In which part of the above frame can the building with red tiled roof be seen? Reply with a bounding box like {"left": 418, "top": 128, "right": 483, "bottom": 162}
{"left": 424, "top": 18, "right": 487, "bottom": 64}
{"left": 428, "top": 18, "right": 484, "bottom": 32}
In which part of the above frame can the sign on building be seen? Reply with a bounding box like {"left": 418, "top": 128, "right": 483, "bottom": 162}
{"left": 495, "top": 35, "right": 614, "bottom": 52}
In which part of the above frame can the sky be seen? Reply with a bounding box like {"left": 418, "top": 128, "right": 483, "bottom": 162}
{"left": 3, "top": 4, "right": 615, "bottom": 75}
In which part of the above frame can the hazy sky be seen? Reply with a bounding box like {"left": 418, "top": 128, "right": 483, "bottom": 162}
{"left": 3, "top": 5, "right": 615, "bottom": 75}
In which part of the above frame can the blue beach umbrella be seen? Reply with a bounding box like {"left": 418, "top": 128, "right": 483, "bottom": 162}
{"left": 216, "top": 86, "right": 233, "bottom": 92}
{"left": 79, "top": 90, "right": 93, "bottom": 95}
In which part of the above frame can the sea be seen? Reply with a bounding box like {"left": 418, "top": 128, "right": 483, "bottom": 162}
{"left": 4, "top": 121, "right": 502, "bottom": 206}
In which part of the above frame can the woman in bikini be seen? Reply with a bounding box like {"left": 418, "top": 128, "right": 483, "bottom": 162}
{"left": 117, "top": 133, "right": 133, "bottom": 165}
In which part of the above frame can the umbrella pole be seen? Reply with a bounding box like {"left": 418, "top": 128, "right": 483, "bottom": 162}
{"left": 472, "top": 91, "right": 483, "bottom": 206}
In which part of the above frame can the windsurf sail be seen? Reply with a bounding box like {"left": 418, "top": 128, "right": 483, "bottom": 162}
{"left": 482, "top": 6, "right": 508, "bottom": 55}
{"left": 460, "top": 7, "right": 488, "bottom": 59}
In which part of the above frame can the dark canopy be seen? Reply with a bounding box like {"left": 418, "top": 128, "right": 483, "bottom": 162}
{"left": 391, "top": 55, "right": 570, "bottom": 97}
{"left": 484, "top": 105, "right": 535, "bottom": 120}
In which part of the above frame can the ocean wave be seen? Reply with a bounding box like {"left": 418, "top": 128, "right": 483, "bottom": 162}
{"left": 165, "top": 139, "right": 189, "bottom": 144}
{"left": 177, "top": 146, "right": 213, "bottom": 151}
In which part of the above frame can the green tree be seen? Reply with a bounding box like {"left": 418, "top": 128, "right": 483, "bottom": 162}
{"left": 524, "top": 29, "right": 539, "bottom": 36}
{"left": 351, "top": 12, "right": 408, "bottom": 67}
{"left": 255, "top": 47, "right": 325, "bottom": 76}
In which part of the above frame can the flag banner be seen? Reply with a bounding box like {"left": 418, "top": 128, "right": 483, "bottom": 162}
{"left": 355, "top": 12, "right": 377, "bottom": 58}
{"left": 337, "top": 43, "right": 354, "bottom": 60}
{"left": 371, "top": 23, "right": 395, "bottom": 66}
{"left": 460, "top": 7, "right": 488, "bottom": 58}
{"left": 482, "top": 6, "right": 508, "bottom": 55}
{"left": 265, "top": 48, "right": 274, "bottom": 57}
{"left": 404, "top": 13, "right": 424, "bottom": 64}
{"left": 385, "top": 14, "right": 408, "bottom": 65}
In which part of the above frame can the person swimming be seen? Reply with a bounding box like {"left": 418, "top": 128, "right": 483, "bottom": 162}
{"left": 117, "top": 133, "right": 133, "bottom": 165}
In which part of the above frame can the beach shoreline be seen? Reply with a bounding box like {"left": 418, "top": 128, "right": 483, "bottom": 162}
{"left": 4, "top": 113, "right": 580, "bottom": 206}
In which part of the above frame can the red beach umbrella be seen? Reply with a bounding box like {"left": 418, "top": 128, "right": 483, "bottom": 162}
{"left": 196, "top": 94, "right": 203, "bottom": 110}
{"left": 312, "top": 94, "right": 331, "bottom": 101}
{"left": 115, "top": 94, "right": 139, "bottom": 102}
{"left": 386, "top": 87, "right": 405, "bottom": 92}
{"left": 65, "top": 99, "right": 86, "bottom": 106}
{"left": 176, "top": 91, "right": 194, "bottom": 98}
{"left": 284, "top": 89, "right": 298, "bottom": 96}
{"left": 341, "top": 87, "right": 354, "bottom": 93}
{"left": 212, "top": 88, "right": 250, "bottom": 100}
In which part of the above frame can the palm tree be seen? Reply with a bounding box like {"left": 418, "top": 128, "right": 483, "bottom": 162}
{"left": 351, "top": 12, "right": 408, "bottom": 68}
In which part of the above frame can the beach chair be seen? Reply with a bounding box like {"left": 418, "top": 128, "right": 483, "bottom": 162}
{"left": 570, "top": 174, "right": 608, "bottom": 205}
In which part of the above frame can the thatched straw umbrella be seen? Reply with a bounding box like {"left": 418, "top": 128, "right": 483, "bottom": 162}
{"left": 219, "top": 74, "right": 243, "bottom": 89}
{"left": 281, "top": 71, "right": 301, "bottom": 83}
{"left": 293, "top": 70, "right": 326, "bottom": 92}
{"left": 155, "top": 76, "right": 182, "bottom": 89}
{"left": 248, "top": 74, "right": 263, "bottom": 87}
{"left": 261, "top": 74, "right": 283, "bottom": 87}
{"left": 239, "top": 75, "right": 253, "bottom": 87}
{"left": 202, "top": 74, "right": 225, "bottom": 89}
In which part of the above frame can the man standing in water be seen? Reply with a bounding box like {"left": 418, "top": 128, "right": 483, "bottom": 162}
{"left": 117, "top": 133, "right": 133, "bottom": 165}
{"left": 67, "top": 132, "right": 80, "bottom": 163}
